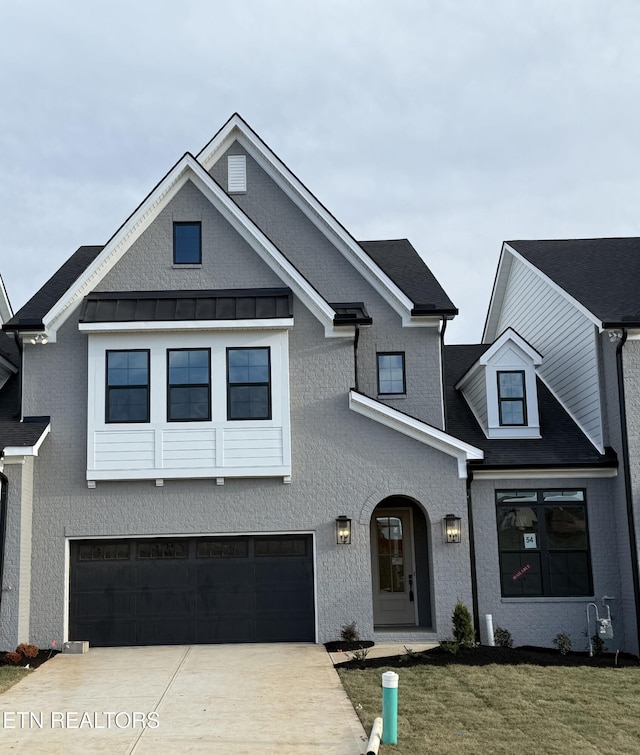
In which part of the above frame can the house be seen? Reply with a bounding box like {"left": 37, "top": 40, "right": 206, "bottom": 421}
{"left": 0, "top": 114, "right": 481, "bottom": 649}
{"left": 0, "top": 116, "right": 637, "bottom": 655}
{"left": 478, "top": 238, "right": 640, "bottom": 654}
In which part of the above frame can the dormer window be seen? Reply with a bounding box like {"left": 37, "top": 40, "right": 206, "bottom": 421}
{"left": 497, "top": 371, "right": 526, "bottom": 426}
{"left": 456, "top": 328, "right": 541, "bottom": 440}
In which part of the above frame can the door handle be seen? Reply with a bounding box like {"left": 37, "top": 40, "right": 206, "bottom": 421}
{"left": 408, "top": 573, "right": 414, "bottom": 602}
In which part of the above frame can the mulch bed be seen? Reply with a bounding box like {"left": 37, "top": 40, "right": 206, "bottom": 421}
{"left": 334, "top": 643, "right": 640, "bottom": 670}
{"left": 324, "top": 640, "right": 375, "bottom": 653}
{"left": 1, "top": 650, "right": 59, "bottom": 670}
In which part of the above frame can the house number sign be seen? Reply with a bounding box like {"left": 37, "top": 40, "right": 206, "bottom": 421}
{"left": 523, "top": 533, "right": 537, "bottom": 549}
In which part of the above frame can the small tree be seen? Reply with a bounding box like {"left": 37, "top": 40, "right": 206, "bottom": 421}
{"left": 452, "top": 600, "right": 475, "bottom": 648}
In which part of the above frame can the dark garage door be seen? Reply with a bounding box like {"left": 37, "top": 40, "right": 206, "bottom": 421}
{"left": 69, "top": 535, "right": 315, "bottom": 647}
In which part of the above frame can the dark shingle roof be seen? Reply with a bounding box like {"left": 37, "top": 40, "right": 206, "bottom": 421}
{"left": 358, "top": 240, "right": 458, "bottom": 315}
{"left": 509, "top": 238, "right": 640, "bottom": 326}
{"left": 0, "top": 332, "right": 18, "bottom": 368}
{"left": 0, "top": 374, "right": 50, "bottom": 451}
{"left": 4, "top": 246, "right": 104, "bottom": 330}
{"left": 445, "top": 344, "right": 617, "bottom": 469}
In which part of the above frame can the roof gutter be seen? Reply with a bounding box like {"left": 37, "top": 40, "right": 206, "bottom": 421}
{"left": 615, "top": 327, "right": 640, "bottom": 652}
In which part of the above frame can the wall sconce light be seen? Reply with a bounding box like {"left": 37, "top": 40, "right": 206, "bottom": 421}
{"left": 336, "top": 516, "right": 352, "bottom": 545}
{"left": 443, "top": 514, "right": 462, "bottom": 544}
{"left": 29, "top": 333, "right": 48, "bottom": 345}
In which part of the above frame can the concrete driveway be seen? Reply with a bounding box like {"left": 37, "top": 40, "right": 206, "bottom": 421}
{"left": 0, "top": 644, "right": 368, "bottom": 754}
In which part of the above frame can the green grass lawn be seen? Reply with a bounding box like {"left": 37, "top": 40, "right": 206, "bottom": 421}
{"left": 338, "top": 663, "right": 640, "bottom": 754}
{"left": 0, "top": 666, "right": 30, "bottom": 694}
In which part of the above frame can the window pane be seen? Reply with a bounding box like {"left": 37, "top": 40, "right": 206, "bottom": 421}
{"left": 543, "top": 490, "right": 584, "bottom": 502}
{"left": 545, "top": 507, "right": 587, "bottom": 549}
{"left": 376, "top": 516, "right": 404, "bottom": 593}
{"left": 498, "top": 372, "right": 524, "bottom": 398}
{"left": 174, "top": 223, "right": 201, "bottom": 264}
{"left": 169, "top": 386, "right": 209, "bottom": 420}
{"left": 500, "top": 401, "right": 525, "bottom": 425}
{"left": 108, "top": 387, "right": 148, "bottom": 422}
{"left": 497, "top": 505, "right": 538, "bottom": 550}
{"left": 378, "top": 353, "right": 405, "bottom": 394}
{"left": 168, "top": 350, "right": 209, "bottom": 385}
{"left": 228, "top": 349, "right": 269, "bottom": 383}
{"left": 497, "top": 491, "right": 537, "bottom": 504}
{"left": 168, "top": 350, "right": 210, "bottom": 421}
{"left": 107, "top": 351, "right": 148, "bottom": 387}
{"left": 229, "top": 385, "right": 269, "bottom": 419}
{"left": 548, "top": 551, "right": 591, "bottom": 596}
{"left": 500, "top": 552, "right": 543, "bottom": 596}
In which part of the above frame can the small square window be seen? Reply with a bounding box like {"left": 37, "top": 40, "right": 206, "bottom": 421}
{"left": 173, "top": 222, "right": 201, "bottom": 264}
{"left": 377, "top": 353, "right": 405, "bottom": 395}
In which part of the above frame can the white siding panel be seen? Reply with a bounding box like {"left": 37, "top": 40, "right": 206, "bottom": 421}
{"left": 496, "top": 257, "right": 603, "bottom": 450}
{"left": 223, "top": 427, "right": 284, "bottom": 466}
{"left": 162, "top": 429, "right": 216, "bottom": 467}
{"left": 462, "top": 368, "right": 488, "bottom": 429}
{"left": 94, "top": 430, "right": 155, "bottom": 470}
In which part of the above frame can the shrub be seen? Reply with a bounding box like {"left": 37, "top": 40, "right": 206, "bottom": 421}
{"left": 350, "top": 647, "right": 370, "bottom": 662}
{"left": 452, "top": 600, "right": 475, "bottom": 648}
{"left": 3, "top": 652, "right": 22, "bottom": 665}
{"left": 494, "top": 627, "right": 513, "bottom": 649}
{"left": 16, "top": 643, "right": 39, "bottom": 659}
{"left": 553, "top": 633, "right": 572, "bottom": 655}
{"left": 340, "top": 622, "right": 360, "bottom": 643}
{"left": 591, "top": 634, "right": 606, "bottom": 655}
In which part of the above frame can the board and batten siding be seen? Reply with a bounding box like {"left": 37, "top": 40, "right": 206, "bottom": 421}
{"left": 496, "top": 255, "right": 603, "bottom": 451}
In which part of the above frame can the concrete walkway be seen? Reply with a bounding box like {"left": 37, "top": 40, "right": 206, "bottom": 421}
{"left": 0, "top": 644, "right": 368, "bottom": 754}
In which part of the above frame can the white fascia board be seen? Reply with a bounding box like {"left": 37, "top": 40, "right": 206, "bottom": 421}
{"left": 482, "top": 244, "right": 512, "bottom": 343}
{"left": 349, "top": 390, "right": 483, "bottom": 478}
{"left": 0, "top": 273, "right": 12, "bottom": 325}
{"left": 79, "top": 318, "right": 295, "bottom": 334}
{"left": 626, "top": 329, "right": 640, "bottom": 340}
{"left": 472, "top": 466, "right": 617, "bottom": 480}
{"left": 3, "top": 423, "right": 51, "bottom": 459}
{"left": 197, "top": 115, "right": 416, "bottom": 323}
{"left": 505, "top": 244, "right": 602, "bottom": 332}
{"left": 40, "top": 154, "right": 341, "bottom": 340}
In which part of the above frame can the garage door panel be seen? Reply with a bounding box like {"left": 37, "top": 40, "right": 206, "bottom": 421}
{"left": 69, "top": 535, "right": 314, "bottom": 647}
{"left": 73, "top": 562, "right": 135, "bottom": 590}
{"left": 134, "top": 589, "right": 194, "bottom": 616}
{"left": 196, "top": 590, "right": 253, "bottom": 613}
{"left": 71, "top": 592, "right": 133, "bottom": 618}
{"left": 135, "top": 561, "right": 192, "bottom": 589}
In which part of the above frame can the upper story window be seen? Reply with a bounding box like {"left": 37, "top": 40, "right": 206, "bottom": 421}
{"left": 496, "top": 489, "right": 592, "bottom": 597}
{"left": 173, "top": 222, "right": 201, "bottom": 265}
{"left": 227, "top": 347, "right": 271, "bottom": 420}
{"left": 497, "top": 371, "right": 526, "bottom": 426}
{"left": 377, "top": 352, "right": 405, "bottom": 395}
{"left": 167, "top": 349, "right": 211, "bottom": 421}
{"left": 106, "top": 350, "right": 149, "bottom": 423}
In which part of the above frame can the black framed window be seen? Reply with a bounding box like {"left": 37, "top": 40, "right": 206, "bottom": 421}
{"left": 227, "top": 347, "right": 271, "bottom": 420}
{"left": 173, "top": 222, "right": 201, "bottom": 264}
{"left": 496, "top": 490, "right": 592, "bottom": 597}
{"left": 377, "top": 352, "right": 405, "bottom": 395}
{"left": 497, "top": 371, "right": 526, "bottom": 425}
{"left": 106, "top": 350, "right": 150, "bottom": 423}
{"left": 167, "top": 349, "right": 211, "bottom": 421}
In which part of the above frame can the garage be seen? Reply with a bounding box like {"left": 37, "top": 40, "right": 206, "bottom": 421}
{"left": 69, "top": 535, "right": 315, "bottom": 646}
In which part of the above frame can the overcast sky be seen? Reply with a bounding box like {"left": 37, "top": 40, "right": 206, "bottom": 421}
{"left": 1, "top": 1, "right": 639, "bottom": 343}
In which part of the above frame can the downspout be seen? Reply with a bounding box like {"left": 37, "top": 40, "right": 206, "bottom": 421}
{"left": 0, "top": 472, "right": 8, "bottom": 614}
{"left": 353, "top": 324, "right": 360, "bottom": 393}
{"left": 615, "top": 328, "right": 640, "bottom": 650}
{"left": 466, "top": 467, "right": 481, "bottom": 641}
{"left": 440, "top": 318, "right": 448, "bottom": 430}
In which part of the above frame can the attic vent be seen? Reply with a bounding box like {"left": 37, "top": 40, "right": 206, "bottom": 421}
{"left": 228, "top": 155, "right": 247, "bottom": 193}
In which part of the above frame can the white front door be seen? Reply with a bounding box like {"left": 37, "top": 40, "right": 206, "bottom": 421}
{"left": 371, "top": 508, "right": 416, "bottom": 626}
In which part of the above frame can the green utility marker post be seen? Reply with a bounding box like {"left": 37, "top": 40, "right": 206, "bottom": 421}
{"left": 381, "top": 671, "right": 399, "bottom": 745}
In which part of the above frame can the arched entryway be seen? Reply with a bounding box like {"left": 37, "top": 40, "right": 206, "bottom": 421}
{"left": 370, "top": 496, "right": 432, "bottom": 629}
